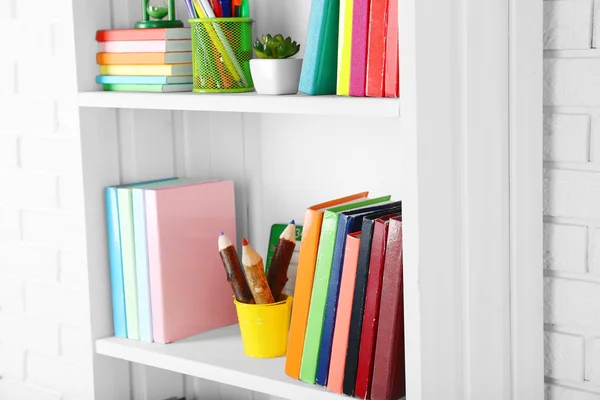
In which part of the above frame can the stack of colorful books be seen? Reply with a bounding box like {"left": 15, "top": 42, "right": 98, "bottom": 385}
{"left": 299, "top": 0, "right": 399, "bottom": 98}
{"left": 95, "top": 27, "right": 194, "bottom": 93}
{"left": 105, "top": 178, "right": 238, "bottom": 344}
{"left": 285, "top": 193, "right": 405, "bottom": 400}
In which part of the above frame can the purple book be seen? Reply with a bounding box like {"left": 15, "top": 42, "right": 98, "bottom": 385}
{"left": 349, "top": 0, "right": 370, "bottom": 97}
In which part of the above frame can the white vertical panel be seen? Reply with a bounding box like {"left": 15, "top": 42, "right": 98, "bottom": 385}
{"left": 464, "top": 0, "right": 510, "bottom": 397}
{"left": 131, "top": 365, "right": 184, "bottom": 400}
{"left": 78, "top": 107, "right": 131, "bottom": 400}
{"left": 510, "top": 0, "right": 545, "bottom": 397}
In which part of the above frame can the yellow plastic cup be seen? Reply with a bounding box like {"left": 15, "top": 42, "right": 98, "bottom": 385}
{"left": 234, "top": 295, "right": 293, "bottom": 358}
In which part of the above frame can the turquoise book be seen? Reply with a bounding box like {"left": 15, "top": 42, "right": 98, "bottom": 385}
{"left": 105, "top": 178, "right": 176, "bottom": 338}
{"left": 299, "top": 194, "right": 392, "bottom": 383}
{"left": 298, "top": 0, "right": 340, "bottom": 95}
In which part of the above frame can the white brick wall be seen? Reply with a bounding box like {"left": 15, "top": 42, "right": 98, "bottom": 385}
{"left": 0, "top": 0, "right": 94, "bottom": 397}
{"left": 545, "top": 0, "right": 600, "bottom": 397}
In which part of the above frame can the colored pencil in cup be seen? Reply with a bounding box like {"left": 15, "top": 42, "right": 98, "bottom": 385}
{"left": 218, "top": 233, "right": 254, "bottom": 303}
{"left": 266, "top": 220, "right": 297, "bottom": 302}
{"left": 193, "top": 0, "right": 247, "bottom": 85}
{"left": 242, "top": 238, "right": 274, "bottom": 304}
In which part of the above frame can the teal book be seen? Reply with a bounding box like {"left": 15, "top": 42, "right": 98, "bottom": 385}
{"left": 299, "top": 194, "right": 392, "bottom": 383}
{"left": 298, "top": 0, "right": 340, "bottom": 95}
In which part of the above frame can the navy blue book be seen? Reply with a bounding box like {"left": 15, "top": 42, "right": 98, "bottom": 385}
{"left": 315, "top": 201, "right": 402, "bottom": 386}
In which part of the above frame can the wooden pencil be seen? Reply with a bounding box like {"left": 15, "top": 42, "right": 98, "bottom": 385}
{"left": 267, "top": 220, "right": 297, "bottom": 301}
{"left": 218, "top": 232, "right": 254, "bottom": 304}
{"left": 242, "top": 238, "right": 274, "bottom": 304}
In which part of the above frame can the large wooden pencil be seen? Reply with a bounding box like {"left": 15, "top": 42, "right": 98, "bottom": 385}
{"left": 267, "top": 220, "right": 297, "bottom": 301}
{"left": 242, "top": 238, "right": 274, "bottom": 304}
{"left": 218, "top": 232, "right": 254, "bottom": 304}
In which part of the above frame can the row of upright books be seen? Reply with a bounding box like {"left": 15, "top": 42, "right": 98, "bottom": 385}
{"left": 299, "top": 0, "right": 399, "bottom": 98}
{"left": 105, "top": 178, "right": 238, "bottom": 343}
{"left": 96, "top": 28, "right": 194, "bottom": 93}
{"left": 285, "top": 192, "right": 405, "bottom": 400}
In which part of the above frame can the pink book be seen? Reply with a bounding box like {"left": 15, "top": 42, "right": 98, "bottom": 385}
{"left": 145, "top": 180, "right": 238, "bottom": 343}
{"left": 349, "top": 0, "right": 371, "bottom": 97}
{"left": 98, "top": 40, "right": 192, "bottom": 53}
{"left": 327, "top": 232, "right": 361, "bottom": 393}
{"left": 384, "top": 0, "right": 399, "bottom": 98}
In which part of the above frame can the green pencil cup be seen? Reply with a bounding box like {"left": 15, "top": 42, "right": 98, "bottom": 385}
{"left": 189, "top": 18, "right": 254, "bottom": 93}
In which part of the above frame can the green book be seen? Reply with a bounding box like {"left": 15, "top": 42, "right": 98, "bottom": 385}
{"left": 103, "top": 83, "right": 193, "bottom": 93}
{"left": 265, "top": 223, "right": 303, "bottom": 273}
{"left": 299, "top": 195, "right": 392, "bottom": 383}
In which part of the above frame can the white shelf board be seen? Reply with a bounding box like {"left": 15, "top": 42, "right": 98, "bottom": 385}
{"left": 96, "top": 324, "right": 345, "bottom": 399}
{"left": 78, "top": 91, "right": 400, "bottom": 118}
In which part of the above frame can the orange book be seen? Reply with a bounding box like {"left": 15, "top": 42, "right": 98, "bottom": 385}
{"left": 327, "top": 232, "right": 361, "bottom": 393}
{"left": 97, "top": 52, "right": 192, "bottom": 65}
{"left": 285, "top": 192, "right": 369, "bottom": 379}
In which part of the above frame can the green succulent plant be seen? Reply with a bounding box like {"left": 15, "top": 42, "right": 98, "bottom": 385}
{"left": 253, "top": 34, "right": 301, "bottom": 59}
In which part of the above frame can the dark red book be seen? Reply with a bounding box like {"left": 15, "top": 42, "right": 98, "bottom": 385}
{"left": 354, "top": 218, "right": 390, "bottom": 398}
{"left": 371, "top": 216, "right": 405, "bottom": 400}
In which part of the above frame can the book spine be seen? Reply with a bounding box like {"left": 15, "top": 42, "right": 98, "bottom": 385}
{"left": 117, "top": 188, "right": 140, "bottom": 340}
{"left": 349, "top": 0, "right": 370, "bottom": 97}
{"left": 315, "top": 215, "right": 350, "bottom": 385}
{"left": 105, "top": 188, "right": 127, "bottom": 338}
{"left": 336, "top": 0, "right": 353, "bottom": 95}
{"left": 365, "top": 0, "right": 388, "bottom": 97}
{"left": 327, "top": 233, "right": 361, "bottom": 393}
{"left": 343, "top": 217, "right": 377, "bottom": 395}
{"left": 285, "top": 209, "right": 324, "bottom": 379}
{"left": 371, "top": 217, "right": 405, "bottom": 400}
{"left": 145, "top": 190, "right": 166, "bottom": 343}
{"left": 384, "top": 0, "right": 399, "bottom": 98}
{"left": 355, "top": 219, "right": 390, "bottom": 398}
{"left": 300, "top": 211, "right": 339, "bottom": 383}
{"left": 132, "top": 189, "right": 153, "bottom": 343}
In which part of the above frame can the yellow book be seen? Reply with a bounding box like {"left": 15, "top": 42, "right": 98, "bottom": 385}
{"left": 99, "top": 64, "right": 193, "bottom": 76}
{"left": 336, "top": 0, "right": 353, "bottom": 96}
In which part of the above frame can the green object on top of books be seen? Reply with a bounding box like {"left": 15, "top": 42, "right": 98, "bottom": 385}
{"left": 265, "top": 223, "right": 303, "bottom": 273}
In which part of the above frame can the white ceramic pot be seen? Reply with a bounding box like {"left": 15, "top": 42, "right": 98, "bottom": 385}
{"left": 249, "top": 58, "right": 303, "bottom": 95}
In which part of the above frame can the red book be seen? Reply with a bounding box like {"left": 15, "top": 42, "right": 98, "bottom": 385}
{"left": 371, "top": 216, "right": 405, "bottom": 400}
{"left": 384, "top": 0, "right": 399, "bottom": 98}
{"left": 96, "top": 28, "right": 191, "bottom": 42}
{"left": 365, "top": 0, "right": 389, "bottom": 97}
{"left": 354, "top": 218, "right": 391, "bottom": 398}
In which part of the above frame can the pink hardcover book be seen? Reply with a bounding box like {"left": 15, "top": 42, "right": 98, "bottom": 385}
{"left": 145, "top": 180, "right": 238, "bottom": 343}
{"left": 349, "top": 0, "right": 371, "bottom": 97}
{"left": 98, "top": 40, "right": 192, "bottom": 53}
{"left": 327, "top": 232, "right": 361, "bottom": 393}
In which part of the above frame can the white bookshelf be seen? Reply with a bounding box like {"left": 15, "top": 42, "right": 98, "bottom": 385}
{"left": 78, "top": 91, "right": 401, "bottom": 117}
{"left": 71, "top": 0, "right": 543, "bottom": 398}
{"left": 96, "top": 325, "right": 344, "bottom": 400}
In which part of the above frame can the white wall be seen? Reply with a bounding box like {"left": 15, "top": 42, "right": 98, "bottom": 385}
{"left": 0, "top": 0, "right": 96, "bottom": 399}
{"left": 543, "top": 0, "right": 600, "bottom": 398}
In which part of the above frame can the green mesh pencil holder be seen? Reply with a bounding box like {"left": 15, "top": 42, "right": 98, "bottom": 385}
{"left": 189, "top": 18, "right": 254, "bottom": 93}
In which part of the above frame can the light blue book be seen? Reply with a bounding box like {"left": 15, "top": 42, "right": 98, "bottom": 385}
{"left": 105, "top": 178, "right": 177, "bottom": 338}
{"left": 132, "top": 178, "right": 194, "bottom": 343}
{"left": 96, "top": 75, "right": 193, "bottom": 85}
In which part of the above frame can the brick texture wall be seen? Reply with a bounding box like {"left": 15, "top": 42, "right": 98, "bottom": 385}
{"left": 544, "top": 0, "right": 600, "bottom": 398}
{"left": 0, "top": 0, "right": 94, "bottom": 399}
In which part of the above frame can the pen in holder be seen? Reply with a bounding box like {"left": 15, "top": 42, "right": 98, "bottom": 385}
{"left": 189, "top": 18, "right": 254, "bottom": 92}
